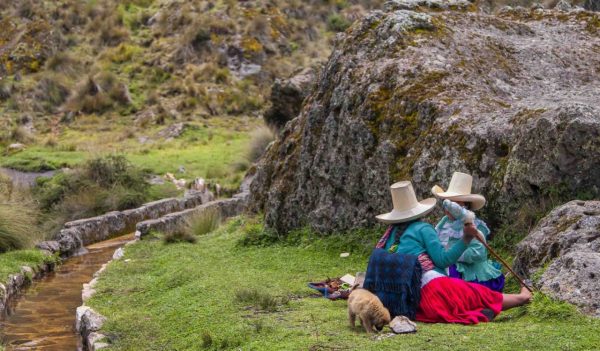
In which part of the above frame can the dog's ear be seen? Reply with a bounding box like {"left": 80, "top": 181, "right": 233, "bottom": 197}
{"left": 350, "top": 283, "right": 360, "bottom": 292}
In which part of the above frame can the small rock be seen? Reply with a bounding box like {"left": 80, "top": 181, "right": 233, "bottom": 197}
{"left": 112, "top": 248, "right": 124, "bottom": 260}
{"left": 7, "top": 143, "right": 25, "bottom": 152}
{"left": 340, "top": 252, "right": 350, "bottom": 258}
{"left": 36, "top": 240, "right": 60, "bottom": 253}
{"left": 555, "top": 0, "right": 573, "bottom": 11}
{"left": 390, "top": 315, "right": 417, "bottom": 334}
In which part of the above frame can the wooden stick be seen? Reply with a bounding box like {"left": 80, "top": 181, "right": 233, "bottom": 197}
{"left": 472, "top": 232, "right": 534, "bottom": 293}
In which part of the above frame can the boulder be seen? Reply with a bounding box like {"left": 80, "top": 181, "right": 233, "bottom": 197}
{"left": 248, "top": 2, "right": 600, "bottom": 235}
{"left": 264, "top": 67, "right": 318, "bottom": 130}
{"left": 514, "top": 200, "right": 600, "bottom": 316}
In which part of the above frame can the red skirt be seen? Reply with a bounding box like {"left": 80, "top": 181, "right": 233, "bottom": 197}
{"left": 416, "top": 277, "right": 503, "bottom": 324}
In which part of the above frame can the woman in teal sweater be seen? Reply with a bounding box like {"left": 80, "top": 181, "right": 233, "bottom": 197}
{"left": 375, "top": 181, "right": 531, "bottom": 324}
{"left": 432, "top": 172, "right": 505, "bottom": 292}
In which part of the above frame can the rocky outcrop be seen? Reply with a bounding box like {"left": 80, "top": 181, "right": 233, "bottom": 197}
{"left": 249, "top": 1, "right": 600, "bottom": 234}
{"left": 264, "top": 67, "right": 319, "bottom": 130}
{"left": 514, "top": 200, "right": 600, "bottom": 316}
{"left": 43, "top": 190, "right": 213, "bottom": 256}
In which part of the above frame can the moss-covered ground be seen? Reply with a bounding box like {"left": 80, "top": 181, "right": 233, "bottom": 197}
{"left": 86, "top": 217, "right": 600, "bottom": 350}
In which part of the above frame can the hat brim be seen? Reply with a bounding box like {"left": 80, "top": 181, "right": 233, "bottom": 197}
{"left": 375, "top": 198, "right": 437, "bottom": 224}
{"left": 431, "top": 186, "right": 486, "bottom": 210}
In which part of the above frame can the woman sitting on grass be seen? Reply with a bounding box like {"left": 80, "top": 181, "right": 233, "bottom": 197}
{"left": 432, "top": 172, "right": 505, "bottom": 292}
{"left": 375, "top": 181, "right": 531, "bottom": 324}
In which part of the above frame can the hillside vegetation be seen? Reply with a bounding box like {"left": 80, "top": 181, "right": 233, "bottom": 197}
{"left": 0, "top": 0, "right": 381, "bottom": 187}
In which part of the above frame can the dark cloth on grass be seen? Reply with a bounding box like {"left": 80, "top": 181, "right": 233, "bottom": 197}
{"left": 363, "top": 248, "right": 422, "bottom": 320}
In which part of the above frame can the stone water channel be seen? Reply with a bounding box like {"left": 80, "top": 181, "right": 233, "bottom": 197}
{"left": 0, "top": 233, "right": 134, "bottom": 351}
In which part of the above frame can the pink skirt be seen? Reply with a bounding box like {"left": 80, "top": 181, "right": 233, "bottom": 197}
{"left": 416, "top": 277, "right": 503, "bottom": 324}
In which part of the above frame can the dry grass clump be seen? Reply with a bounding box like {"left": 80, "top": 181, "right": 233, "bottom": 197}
{"left": 246, "top": 126, "right": 275, "bottom": 162}
{"left": 0, "top": 175, "right": 43, "bottom": 252}
{"left": 186, "top": 207, "right": 222, "bottom": 236}
{"left": 34, "top": 75, "right": 70, "bottom": 112}
{"left": 66, "top": 73, "right": 132, "bottom": 114}
{"left": 10, "top": 126, "right": 35, "bottom": 144}
{"left": 45, "top": 52, "right": 80, "bottom": 75}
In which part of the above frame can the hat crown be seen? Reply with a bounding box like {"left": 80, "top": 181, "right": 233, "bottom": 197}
{"left": 446, "top": 172, "right": 473, "bottom": 195}
{"left": 390, "top": 181, "right": 420, "bottom": 212}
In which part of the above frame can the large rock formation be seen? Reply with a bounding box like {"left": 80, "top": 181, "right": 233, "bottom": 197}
{"left": 249, "top": 1, "right": 600, "bottom": 234}
{"left": 514, "top": 201, "right": 600, "bottom": 316}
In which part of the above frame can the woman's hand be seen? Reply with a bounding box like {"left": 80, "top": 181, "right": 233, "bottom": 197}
{"left": 462, "top": 223, "right": 479, "bottom": 244}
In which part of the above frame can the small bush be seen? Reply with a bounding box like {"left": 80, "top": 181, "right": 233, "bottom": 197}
{"left": 163, "top": 230, "right": 197, "bottom": 244}
{"left": 45, "top": 53, "right": 80, "bottom": 75}
{"left": 34, "top": 155, "right": 150, "bottom": 232}
{"left": 327, "top": 14, "right": 351, "bottom": 32}
{"left": 246, "top": 126, "right": 274, "bottom": 162}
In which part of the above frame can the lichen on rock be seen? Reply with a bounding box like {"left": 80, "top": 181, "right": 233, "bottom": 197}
{"left": 249, "top": 3, "right": 600, "bottom": 235}
{"left": 514, "top": 200, "right": 600, "bottom": 316}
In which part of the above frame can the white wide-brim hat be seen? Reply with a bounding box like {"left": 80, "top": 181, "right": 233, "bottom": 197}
{"left": 376, "top": 181, "right": 437, "bottom": 224}
{"left": 431, "top": 171, "right": 486, "bottom": 210}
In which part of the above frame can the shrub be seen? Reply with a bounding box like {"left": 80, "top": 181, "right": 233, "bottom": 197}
{"left": 34, "top": 155, "right": 150, "bottom": 232}
{"left": 246, "top": 126, "right": 275, "bottom": 162}
{"left": 67, "top": 73, "right": 131, "bottom": 114}
{"left": 327, "top": 14, "right": 351, "bottom": 32}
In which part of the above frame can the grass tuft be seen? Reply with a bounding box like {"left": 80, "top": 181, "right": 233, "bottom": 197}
{"left": 527, "top": 292, "right": 579, "bottom": 321}
{"left": 246, "top": 126, "right": 275, "bottom": 163}
{"left": 234, "top": 288, "right": 290, "bottom": 312}
{"left": 186, "top": 208, "right": 222, "bottom": 236}
{"left": 163, "top": 230, "right": 197, "bottom": 244}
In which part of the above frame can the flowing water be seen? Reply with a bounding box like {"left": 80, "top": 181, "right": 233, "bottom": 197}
{"left": 0, "top": 234, "right": 134, "bottom": 351}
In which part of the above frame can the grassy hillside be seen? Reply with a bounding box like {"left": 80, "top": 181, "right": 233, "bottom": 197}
{"left": 0, "top": 0, "right": 381, "bottom": 187}
{"left": 87, "top": 217, "right": 600, "bottom": 350}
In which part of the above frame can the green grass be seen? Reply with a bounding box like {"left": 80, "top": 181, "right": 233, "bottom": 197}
{"left": 1, "top": 118, "right": 259, "bottom": 189}
{"left": 0, "top": 250, "right": 58, "bottom": 282}
{"left": 88, "top": 217, "right": 600, "bottom": 351}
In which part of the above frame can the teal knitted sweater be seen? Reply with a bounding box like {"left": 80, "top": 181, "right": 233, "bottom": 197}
{"left": 384, "top": 221, "right": 468, "bottom": 275}
{"left": 436, "top": 216, "right": 503, "bottom": 282}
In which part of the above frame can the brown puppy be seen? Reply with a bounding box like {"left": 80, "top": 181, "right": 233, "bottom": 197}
{"left": 347, "top": 288, "right": 391, "bottom": 334}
